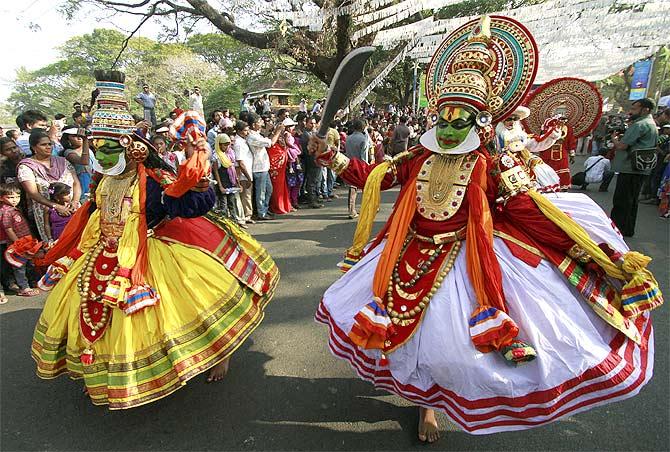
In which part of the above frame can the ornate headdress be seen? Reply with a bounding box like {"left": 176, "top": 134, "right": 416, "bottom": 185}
{"left": 90, "top": 70, "right": 135, "bottom": 141}
{"left": 523, "top": 77, "right": 603, "bottom": 139}
{"left": 425, "top": 15, "right": 539, "bottom": 141}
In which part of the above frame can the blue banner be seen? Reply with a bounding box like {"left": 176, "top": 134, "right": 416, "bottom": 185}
{"left": 629, "top": 59, "right": 653, "bottom": 100}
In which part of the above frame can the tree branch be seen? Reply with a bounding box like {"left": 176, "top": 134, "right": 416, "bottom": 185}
{"left": 111, "top": 2, "right": 160, "bottom": 69}
{"left": 184, "top": 0, "right": 279, "bottom": 49}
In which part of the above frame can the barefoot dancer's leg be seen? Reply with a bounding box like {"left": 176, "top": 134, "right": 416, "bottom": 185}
{"left": 206, "top": 357, "right": 230, "bottom": 383}
{"left": 418, "top": 406, "right": 440, "bottom": 443}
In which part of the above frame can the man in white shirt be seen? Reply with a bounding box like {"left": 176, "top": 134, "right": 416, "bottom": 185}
{"left": 246, "top": 113, "right": 283, "bottom": 220}
{"left": 581, "top": 149, "right": 614, "bottom": 192}
{"left": 311, "top": 99, "right": 322, "bottom": 115}
{"left": 189, "top": 86, "right": 204, "bottom": 117}
{"left": 233, "top": 120, "right": 254, "bottom": 223}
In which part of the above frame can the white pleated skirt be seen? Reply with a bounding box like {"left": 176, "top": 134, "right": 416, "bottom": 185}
{"left": 316, "top": 193, "right": 653, "bottom": 434}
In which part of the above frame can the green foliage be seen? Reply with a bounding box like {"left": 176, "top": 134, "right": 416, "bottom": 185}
{"left": 5, "top": 27, "right": 327, "bottom": 121}
{"left": 597, "top": 46, "right": 670, "bottom": 112}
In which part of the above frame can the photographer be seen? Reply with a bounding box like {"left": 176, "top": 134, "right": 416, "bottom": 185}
{"left": 610, "top": 97, "right": 658, "bottom": 237}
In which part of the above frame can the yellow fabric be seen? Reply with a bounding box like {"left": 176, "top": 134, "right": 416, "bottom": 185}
{"left": 34, "top": 238, "right": 273, "bottom": 397}
{"left": 326, "top": 127, "right": 340, "bottom": 149}
{"left": 347, "top": 161, "right": 391, "bottom": 257}
{"left": 528, "top": 189, "right": 652, "bottom": 283}
{"left": 215, "top": 135, "right": 234, "bottom": 169}
{"left": 76, "top": 209, "right": 101, "bottom": 253}
{"left": 93, "top": 177, "right": 142, "bottom": 304}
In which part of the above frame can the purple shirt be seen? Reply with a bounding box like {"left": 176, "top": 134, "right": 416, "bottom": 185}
{"left": 49, "top": 208, "right": 72, "bottom": 240}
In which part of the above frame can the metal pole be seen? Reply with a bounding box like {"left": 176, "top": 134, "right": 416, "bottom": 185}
{"left": 412, "top": 60, "right": 418, "bottom": 114}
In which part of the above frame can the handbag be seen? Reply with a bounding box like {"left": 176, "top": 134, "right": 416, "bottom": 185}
{"left": 629, "top": 147, "right": 657, "bottom": 172}
{"left": 571, "top": 157, "right": 604, "bottom": 186}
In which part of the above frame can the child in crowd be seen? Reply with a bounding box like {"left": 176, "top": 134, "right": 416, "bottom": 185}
{"left": 212, "top": 133, "right": 245, "bottom": 228}
{"left": 0, "top": 183, "right": 39, "bottom": 296}
{"left": 152, "top": 135, "right": 180, "bottom": 172}
{"left": 44, "top": 182, "right": 73, "bottom": 242}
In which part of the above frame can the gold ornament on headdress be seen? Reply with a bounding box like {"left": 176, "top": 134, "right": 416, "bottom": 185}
{"left": 430, "top": 17, "right": 503, "bottom": 121}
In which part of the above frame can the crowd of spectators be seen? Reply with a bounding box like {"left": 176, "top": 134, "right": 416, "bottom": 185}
{"left": 1, "top": 87, "right": 667, "bottom": 303}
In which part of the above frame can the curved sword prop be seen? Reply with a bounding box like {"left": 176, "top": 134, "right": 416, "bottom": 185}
{"left": 316, "top": 46, "right": 376, "bottom": 139}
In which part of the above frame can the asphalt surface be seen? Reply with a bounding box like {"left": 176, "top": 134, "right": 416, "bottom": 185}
{"left": 1, "top": 157, "right": 668, "bottom": 451}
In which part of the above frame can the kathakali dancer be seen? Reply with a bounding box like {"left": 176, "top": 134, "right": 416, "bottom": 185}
{"left": 31, "top": 71, "right": 279, "bottom": 409}
{"left": 523, "top": 77, "right": 603, "bottom": 191}
{"left": 495, "top": 105, "right": 562, "bottom": 192}
{"left": 311, "top": 16, "right": 662, "bottom": 441}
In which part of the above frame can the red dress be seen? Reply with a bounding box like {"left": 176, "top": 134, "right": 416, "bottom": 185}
{"left": 268, "top": 143, "right": 292, "bottom": 214}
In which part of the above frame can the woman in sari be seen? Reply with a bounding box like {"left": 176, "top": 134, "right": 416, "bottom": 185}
{"left": 18, "top": 130, "right": 81, "bottom": 242}
{"left": 267, "top": 119, "right": 292, "bottom": 214}
{"left": 284, "top": 119, "right": 303, "bottom": 210}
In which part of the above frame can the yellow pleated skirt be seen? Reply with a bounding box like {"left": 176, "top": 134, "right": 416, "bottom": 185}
{"left": 32, "top": 237, "right": 278, "bottom": 409}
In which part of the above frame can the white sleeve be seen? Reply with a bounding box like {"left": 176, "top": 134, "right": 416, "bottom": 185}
{"left": 247, "top": 133, "right": 271, "bottom": 148}
{"left": 527, "top": 134, "right": 558, "bottom": 153}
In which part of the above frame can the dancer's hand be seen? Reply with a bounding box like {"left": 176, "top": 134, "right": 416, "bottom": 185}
{"left": 185, "top": 137, "right": 211, "bottom": 160}
{"left": 308, "top": 134, "right": 328, "bottom": 156}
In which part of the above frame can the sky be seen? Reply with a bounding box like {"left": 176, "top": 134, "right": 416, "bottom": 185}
{"left": 0, "top": 0, "right": 195, "bottom": 104}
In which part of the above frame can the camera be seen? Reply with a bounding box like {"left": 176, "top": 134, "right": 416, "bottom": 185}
{"left": 76, "top": 128, "right": 92, "bottom": 138}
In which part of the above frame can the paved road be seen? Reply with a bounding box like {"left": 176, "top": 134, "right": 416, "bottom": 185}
{"left": 1, "top": 162, "right": 668, "bottom": 451}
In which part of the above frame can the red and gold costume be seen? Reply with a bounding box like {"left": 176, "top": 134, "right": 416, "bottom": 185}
{"left": 315, "top": 16, "right": 661, "bottom": 435}
{"left": 538, "top": 122, "right": 576, "bottom": 190}
{"left": 524, "top": 77, "right": 604, "bottom": 191}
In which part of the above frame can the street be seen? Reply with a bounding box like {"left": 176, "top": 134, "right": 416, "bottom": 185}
{"left": 1, "top": 163, "right": 668, "bottom": 451}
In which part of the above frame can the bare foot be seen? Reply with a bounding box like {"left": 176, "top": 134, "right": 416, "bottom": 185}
{"left": 418, "top": 406, "right": 440, "bottom": 443}
{"left": 206, "top": 357, "right": 230, "bottom": 383}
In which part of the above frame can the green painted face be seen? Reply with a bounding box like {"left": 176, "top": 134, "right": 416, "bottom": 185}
{"left": 92, "top": 138, "right": 124, "bottom": 169}
{"left": 435, "top": 106, "right": 475, "bottom": 149}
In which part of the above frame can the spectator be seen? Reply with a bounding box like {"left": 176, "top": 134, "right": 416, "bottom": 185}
{"left": 0, "top": 137, "right": 22, "bottom": 185}
{"left": 189, "top": 85, "right": 204, "bottom": 117}
{"left": 240, "top": 92, "right": 251, "bottom": 113}
{"left": 323, "top": 122, "right": 340, "bottom": 200}
{"left": 311, "top": 99, "right": 322, "bottom": 116}
{"left": 72, "top": 111, "right": 86, "bottom": 127}
{"left": 17, "top": 130, "right": 80, "bottom": 242}
{"left": 0, "top": 183, "right": 39, "bottom": 297}
{"left": 262, "top": 94, "right": 272, "bottom": 115}
{"left": 344, "top": 119, "right": 369, "bottom": 219}
{"left": 15, "top": 110, "right": 62, "bottom": 157}
{"left": 299, "top": 98, "right": 307, "bottom": 113}
{"left": 247, "top": 113, "right": 283, "bottom": 221}
{"left": 301, "top": 116, "right": 323, "bottom": 209}
{"left": 43, "top": 182, "right": 73, "bottom": 242}
{"left": 212, "top": 133, "right": 245, "bottom": 227}
{"left": 390, "top": 115, "right": 413, "bottom": 156}
{"left": 233, "top": 120, "right": 254, "bottom": 224}
{"left": 284, "top": 119, "right": 304, "bottom": 210}
{"left": 151, "top": 134, "right": 180, "bottom": 171}
{"left": 610, "top": 97, "right": 658, "bottom": 237}
{"left": 579, "top": 148, "right": 614, "bottom": 191}
{"left": 5, "top": 130, "right": 20, "bottom": 141}
{"left": 135, "top": 83, "right": 158, "bottom": 127}
{"left": 60, "top": 127, "right": 92, "bottom": 201}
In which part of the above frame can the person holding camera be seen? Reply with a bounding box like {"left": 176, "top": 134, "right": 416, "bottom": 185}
{"left": 610, "top": 97, "right": 658, "bottom": 237}
{"left": 61, "top": 126, "right": 92, "bottom": 201}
